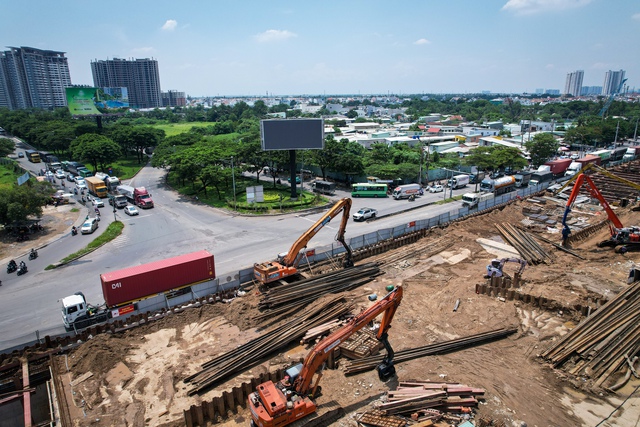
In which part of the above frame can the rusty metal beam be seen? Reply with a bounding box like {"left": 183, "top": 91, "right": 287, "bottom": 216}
{"left": 21, "top": 357, "right": 32, "bottom": 427}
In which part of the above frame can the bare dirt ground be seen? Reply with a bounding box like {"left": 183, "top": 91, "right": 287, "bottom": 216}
{"left": 52, "top": 198, "right": 640, "bottom": 427}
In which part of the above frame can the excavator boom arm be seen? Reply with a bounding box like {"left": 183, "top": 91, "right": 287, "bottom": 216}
{"left": 282, "top": 198, "right": 352, "bottom": 267}
{"left": 294, "top": 286, "right": 403, "bottom": 394}
{"left": 562, "top": 174, "right": 624, "bottom": 230}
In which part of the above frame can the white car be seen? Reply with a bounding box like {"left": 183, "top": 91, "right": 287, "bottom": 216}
{"left": 92, "top": 197, "right": 104, "bottom": 208}
{"left": 55, "top": 169, "right": 65, "bottom": 179}
{"left": 76, "top": 181, "right": 87, "bottom": 190}
{"left": 353, "top": 207, "right": 378, "bottom": 221}
{"left": 124, "top": 206, "right": 139, "bottom": 216}
{"left": 570, "top": 153, "right": 580, "bottom": 160}
{"left": 81, "top": 218, "right": 99, "bottom": 234}
{"left": 429, "top": 184, "right": 444, "bottom": 193}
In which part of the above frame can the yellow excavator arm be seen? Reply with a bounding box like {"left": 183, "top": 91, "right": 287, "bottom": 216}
{"left": 254, "top": 198, "right": 354, "bottom": 284}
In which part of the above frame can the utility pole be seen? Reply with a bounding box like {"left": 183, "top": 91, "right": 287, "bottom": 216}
{"left": 634, "top": 117, "right": 639, "bottom": 142}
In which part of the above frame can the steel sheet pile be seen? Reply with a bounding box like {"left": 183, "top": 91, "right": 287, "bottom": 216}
{"left": 184, "top": 293, "right": 354, "bottom": 395}
{"left": 495, "top": 223, "right": 553, "bottom": 265}
{"left": 344, "top": 328, "right": 517, "bottom": 375}
{"left": 541, "top": 280, "right": 640, "bottom": 389}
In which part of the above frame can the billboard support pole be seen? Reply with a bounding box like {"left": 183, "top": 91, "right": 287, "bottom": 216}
{"left": 96, "top": 115, "right": 103, "bottom": 130}
{"left": 289, "top": 150, "right": 297, "bottom": 200}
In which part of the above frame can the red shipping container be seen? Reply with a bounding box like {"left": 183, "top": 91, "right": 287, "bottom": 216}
{"left": 576, "top": 155, "right": 601, "bottom": 166}
{"left": 100, "top": 250, "right": 215, "bottom": 307}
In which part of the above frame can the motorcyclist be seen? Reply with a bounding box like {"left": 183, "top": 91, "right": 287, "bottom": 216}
{"left": 19, "top": 261, "right": 26, "bottom": 270}
{"left": 71, "top": 226, "right": 77, "bottom": 235}
{"left": 9, "top": 260, "right": 16, "bottom": 268}
{"left": 30, "top": 248, "right": 37, "bottom": 258}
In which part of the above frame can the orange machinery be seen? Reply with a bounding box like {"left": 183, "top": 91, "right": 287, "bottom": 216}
{"left": 253, "top": 198, "right": 353, "bottom": 284}
{"left": 249, "top": 286, "right": 403, "bottom": 427}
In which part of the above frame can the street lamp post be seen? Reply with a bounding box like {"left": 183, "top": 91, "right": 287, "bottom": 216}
{"left": 231, "top": 156, "right": 236, "bottom": 209}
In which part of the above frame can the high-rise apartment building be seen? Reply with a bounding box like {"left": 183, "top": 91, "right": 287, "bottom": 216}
{"left": 603, "top": 70, "right": 626, "bottom": 96}
{"left": 564, "top": 70, "right": 584, "bottom": 97}
{"left": 91, "top": 58, "right": 162, "bottom": 109}
{"left": 162, "top": 90, "right": 186, "bottom": 107}
{"left": 0, "top": 46, "right": 72, "bottom": 110}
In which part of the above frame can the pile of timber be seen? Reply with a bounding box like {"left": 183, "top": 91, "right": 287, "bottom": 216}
{"left": 495, "top": 223, "right": 552, "bottom": 265}
{"left": 339, "top": 328, "right": 383, "bottom": 359}
{"left": 344, "top": 328, "right": 517, "bottom": 375}
{"left": 378, "top": 380, "right": 485, "bottom": 417}
{"left": 541, "top": 280, "right": 640, "bottom": 389}
{"left": 255, "top": 263, "right": 381, "bottom": 324}
{"left": 184, "top": 294, "right": 354, "bottom": 395}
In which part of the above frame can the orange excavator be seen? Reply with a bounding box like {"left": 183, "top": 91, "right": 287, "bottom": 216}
{"left": 254, "top": 198, "right": 354, "bottom": 284}
{"left": 562, "top": 173, "right": 640, "bottom": 253}
{"left": 249, "top": 286, "right": 403, "bottom": 427}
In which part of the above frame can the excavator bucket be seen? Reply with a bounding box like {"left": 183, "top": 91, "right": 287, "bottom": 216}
{"left": 376, "top": 361, "right": 396, "bottom": 380}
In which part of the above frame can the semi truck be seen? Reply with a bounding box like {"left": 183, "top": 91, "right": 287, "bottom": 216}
{"left": 623, "top": 146, "right": 640, "bottom": 162}
{"left": 544, "top": 159, "right": 572, "bottom": 177}
{"left": 392, "top": 183, "right": 422, "bottom": 200}
{"left": 566, "top": 155, "right": 603, "bottom": 177}
{"left": 461, "top": 192, "right": 495, "bottom": 208}
{"left": 448, "top": 174, "right": 470, "bottom": 189}
{"left": 479, "top": 176, "right": 516, "bottom": 196}
{"left": 61, "top": 250, "right": 216, "bottom": 330}
{"left": 85, "top": 176, "right": 108, "bottom": 198}
{"left": 95, "top": 172, "right": 121, "bottom": 191}
{"left": 312, "top": 180, "right": 336, "bottom": 195}
{"left": 529, "top": 170, "right": 554, "bottom": 186}
{"left": 514, "top": 171, "right": 532, "bottom": 187}
{"left": 66, "top": 162, "right": 87, "bottom": 175}
{"left": 117, "top": 185, "right": 154, "bottom": 208}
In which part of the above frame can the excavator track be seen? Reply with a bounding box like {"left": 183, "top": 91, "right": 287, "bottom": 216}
{"left": 289, "top": 400, "right": 344, "bottom": 427}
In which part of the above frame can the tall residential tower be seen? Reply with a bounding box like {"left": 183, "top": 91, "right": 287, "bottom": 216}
{"left": 0, "top": 46, "right": 72, "bottom": 110}
{"left": 564, "top": 70, "right": 583, "bottom": 97}
{"left": 603, "top": 70, "right": 626, "bottom": 96}
{"left": 91, "top": 58, "right": 162, "bottom": 109}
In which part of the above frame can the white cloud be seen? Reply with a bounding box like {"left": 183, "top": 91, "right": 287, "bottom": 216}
{"left": 162, "top": 19, "right": 178, "bottom": 31}
{"left": 414, "top": 38, "right": 431, "bottom": 45}
{"left": 632, "top": 13, "right": 640, "bottom": 21}
{"left": 255, "top": 29, "right": 297, "bottom": 43}
{"left": 502, "top": 0, "right": 593, "bottom": 15}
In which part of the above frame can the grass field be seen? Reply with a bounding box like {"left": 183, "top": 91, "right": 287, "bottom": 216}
{"left": 151, "top": 122, "right": 216, "bottom": 137}
{"left": 106, "top": 157, "right": 147, "bottom": 180}
{"left": 0, "top": 161, "right": 23, "bottom": 189}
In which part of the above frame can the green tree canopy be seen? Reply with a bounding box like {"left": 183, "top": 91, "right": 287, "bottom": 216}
{"left": 0, "top": 181, "right": 53, "bottom": 226}
{"left": 525, "top": 133, "right": 559, "bottom": 167}
{"left": 70, "top": 134, "right": 122, "bottom": 172}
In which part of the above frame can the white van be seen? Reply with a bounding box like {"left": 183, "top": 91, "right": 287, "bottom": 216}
{"left": 449, "top": 175, "right": 469, "bottom": 189}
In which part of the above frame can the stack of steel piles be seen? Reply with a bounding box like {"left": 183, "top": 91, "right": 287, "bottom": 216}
{"left": 184, "top": 294, "right": 354, "bottom": 395}
{"left": 495, "top": 223, "right": 553, "bottom": 265}
{"left": 541, "top": 280, "right": 640, "bottom": 388}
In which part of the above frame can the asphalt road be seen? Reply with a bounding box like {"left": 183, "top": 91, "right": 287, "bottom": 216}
{"left": 0, "top": 144, "right": 473, "bottom": 350}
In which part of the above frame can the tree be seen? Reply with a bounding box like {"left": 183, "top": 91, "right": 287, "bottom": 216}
{"left": 70, "top": 134, "right": 122, "bottom": 172}
{"left": 0, "top": 137, "right": 14, "bottom": 157}
{"left": 464, "top": 146, "right": 527, "bottom": 171}
{"left": 0, "top": 181, "right": 52, "bottom": 226}
{"left": 109, "top": 125, "right": 164, "bottom": 163}
{"left": 525, "top": 133, "right": 559, "bottom": 167}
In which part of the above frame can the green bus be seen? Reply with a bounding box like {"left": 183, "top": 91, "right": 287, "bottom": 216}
{"left": 351, "top": 183, "right": 388, "bottom": 198}
{"left": 25, "top": 150, "right": 41, "bottom": 163}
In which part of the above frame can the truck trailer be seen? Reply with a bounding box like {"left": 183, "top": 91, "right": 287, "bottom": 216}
{"left": 544, "top": 159, "right": 573, "bottom": 177}
{"left": 61, "top": 250, "right": 216, "bottom": 330}
{"left": 529, "top": 170, "right": 554, "bottom": 186}
{"left": 117, "top": 185, "right": 154, "bottom": 208}
{"left": 479, "top": 176, "right": 516, "bottom": 195}
{"left": 623, "top": 146, "right": 640, "bottom": 162}
{"left": 85, "top": 176, "right": 108, "bottom": 198}
{"left": 392, "top": 183, "right": 422, "bottom": 200}
{"left": 312, "top": 180, "right": 336, "bottom": 195}
{"left": 448, "top": 174, "right": 470, "bottom": 189}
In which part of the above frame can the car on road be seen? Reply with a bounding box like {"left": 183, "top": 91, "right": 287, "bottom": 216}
{"left": 124, "top": 206, "right": 139, "bottom": 216}
{"left": 352, "top": 207, "right": 378, "bottom": 221}
{"left": 74, "top": 176, "right": 85, "bottom": 184}
{"left": 18, "top": 152, "right": 24, "bottom": 158}
{"left": 429, "top": 184, "right": 444, "bottom": 193}
{"left": 66, "top": 173, "right": 75, "bottom": 182}
{"left": 81, "top": 218, "right": 99, "bottom": 234}
{"left": 92, "top": 197, "right": 104, "bottom": 208}
{"left": 570, "top": 153, "right": 580, "bottom": 160}
{"left": 55, "top": 170, "right": 65, "bottom": 180}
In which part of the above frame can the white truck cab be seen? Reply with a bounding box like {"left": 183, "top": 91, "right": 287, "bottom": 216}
{"left": 61, "top": 293, "right": 88, "bottom": 329}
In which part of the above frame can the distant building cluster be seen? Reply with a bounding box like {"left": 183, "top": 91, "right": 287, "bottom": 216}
{"left": 0, "top": 46, "right": 185, "bottom": 111}
{"left": 563, "top": 69, "right": 626, "bottom": 97}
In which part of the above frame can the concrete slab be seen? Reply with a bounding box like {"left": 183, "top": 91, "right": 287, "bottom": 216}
{"left": 476, "top": 238, "right": 520, "bottom": 259}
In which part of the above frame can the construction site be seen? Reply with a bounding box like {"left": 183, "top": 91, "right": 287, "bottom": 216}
{"left": 3, "top": 161, "right": 640, "bottom": 427}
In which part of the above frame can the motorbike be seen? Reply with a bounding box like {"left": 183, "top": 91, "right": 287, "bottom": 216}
{"left": 17, "top": 265, "right": 28, "bottom": 276}
{"left": 71, "top": 227, "right": 78, "bottom": 236}
{"left": 29, "top": 249, "right": 38, "bottom": 260}
{"left": 408, "top": 194, "right": 416, "bottom": 202}
{"left": 7, "top": 263, "right": 17, "bottom": 274}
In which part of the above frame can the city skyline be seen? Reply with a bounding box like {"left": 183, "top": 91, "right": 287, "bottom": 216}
{"left": 1, "top": 0, "right": 639, "bottom": 97}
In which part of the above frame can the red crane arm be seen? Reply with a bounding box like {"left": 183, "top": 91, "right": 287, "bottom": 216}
{"left": 564, "top": 174, "right": 623, "bottom": 229}
{"left": 294, "top": 286, "right": 403, "bottom": 394}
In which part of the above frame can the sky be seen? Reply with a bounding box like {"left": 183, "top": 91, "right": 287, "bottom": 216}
{"left": 2, "top": 0, "right": 639, "bottom": 97}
